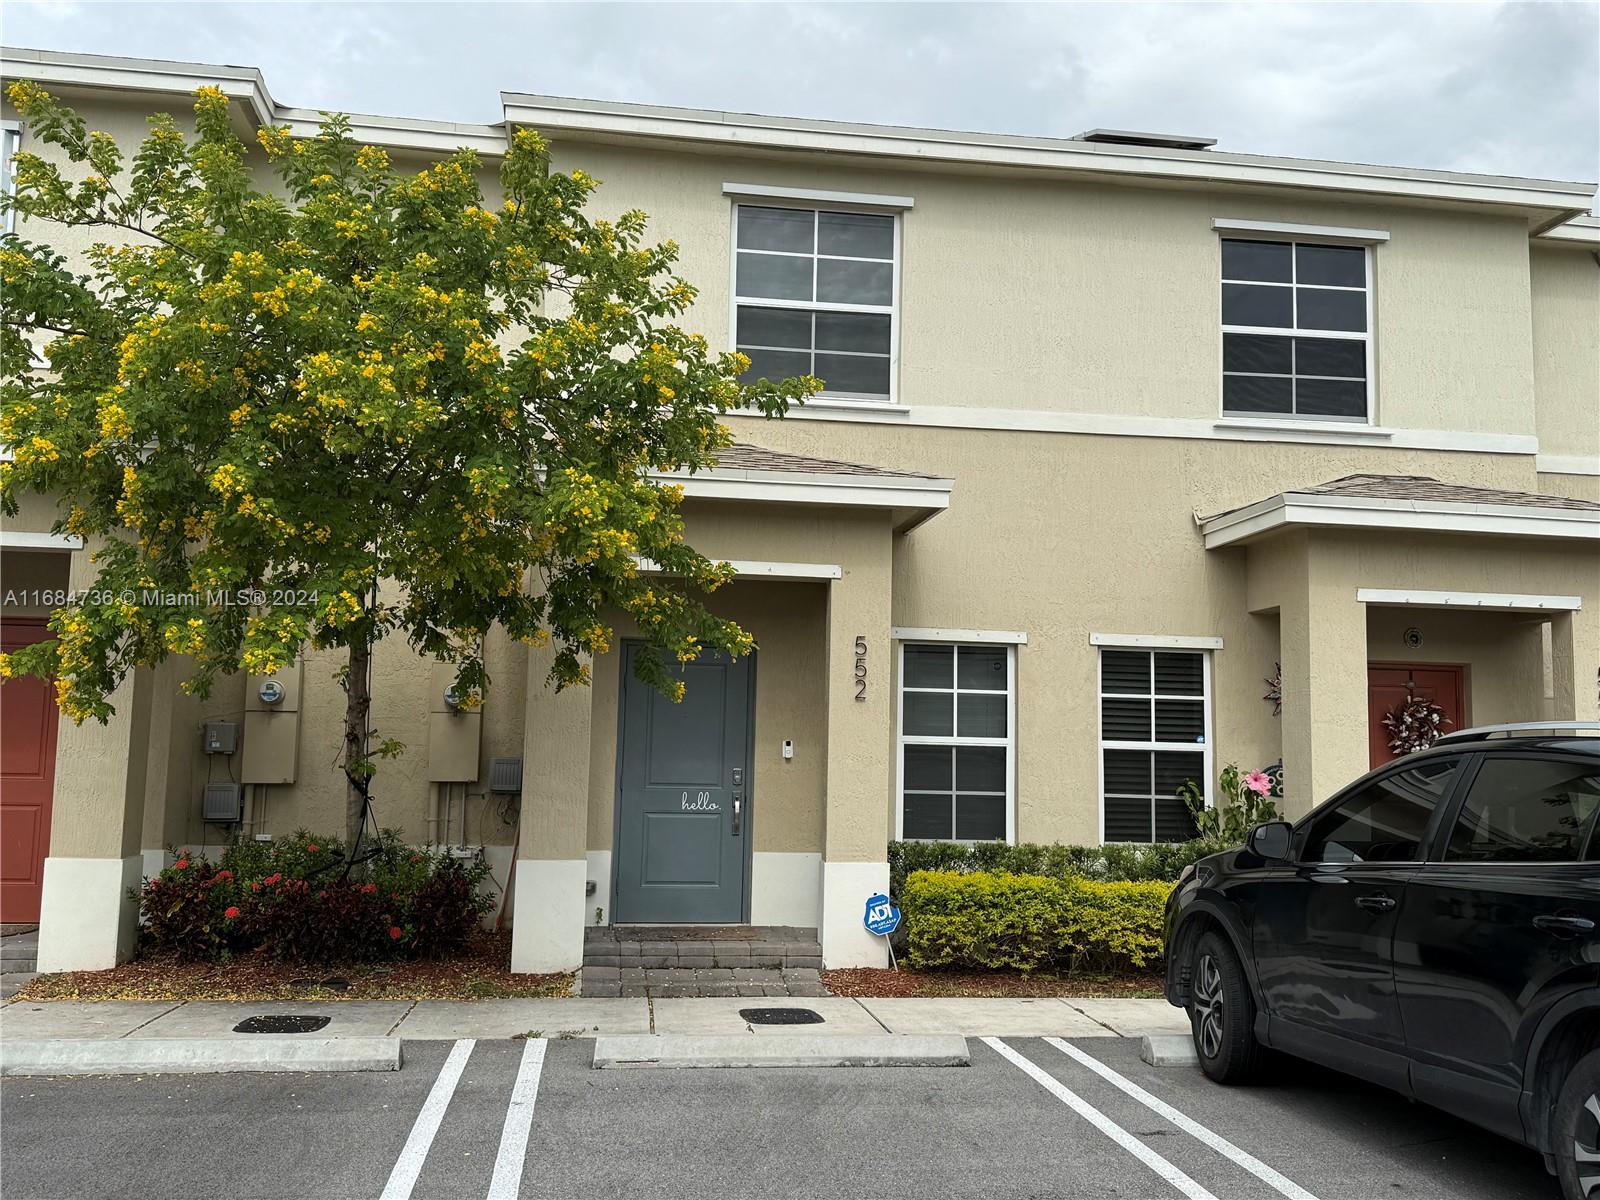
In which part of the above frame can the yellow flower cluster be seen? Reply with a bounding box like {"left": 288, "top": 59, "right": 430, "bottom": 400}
{"left": 209, "top": 463, "right": 247, "bottom": 497}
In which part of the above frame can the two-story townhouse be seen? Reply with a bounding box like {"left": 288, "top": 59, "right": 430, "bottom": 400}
{"left": 2, "top": 48, "right": 1597, "bottom": 976}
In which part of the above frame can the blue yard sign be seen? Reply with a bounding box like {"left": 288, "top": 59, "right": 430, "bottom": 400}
{"left": 863, "top": 893, "right": 901, "bottom": 936}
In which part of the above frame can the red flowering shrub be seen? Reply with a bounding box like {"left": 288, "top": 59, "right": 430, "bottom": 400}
{"left": 135, "top": 829, "right": 493, "bottom": 964}
{"left": 138, "top": 852, "right": 246, "bottom": 960}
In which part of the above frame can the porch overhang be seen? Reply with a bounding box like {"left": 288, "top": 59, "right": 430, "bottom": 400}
{"left": 1201, "top": 474, "right": 1600, "bottom": 549}
{"left": 655, "top": 445, "right": 953, "bottom": 534}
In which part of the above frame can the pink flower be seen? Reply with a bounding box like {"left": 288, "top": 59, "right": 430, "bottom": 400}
{"left": 305, "top": 844, "right": 319, "bottom": 853}
{"left": 1244, "top": 771, "right": 1272, "bottom": 797}
{"left": 223, "top": 906, "right": 240, "bottom": 919}
{"left": 174, "top": 859, "right": 190, "bottom": 871}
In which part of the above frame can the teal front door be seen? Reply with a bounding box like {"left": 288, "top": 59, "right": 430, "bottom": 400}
{"left": 613, "top": 644, "right": 752, "bottom": 924}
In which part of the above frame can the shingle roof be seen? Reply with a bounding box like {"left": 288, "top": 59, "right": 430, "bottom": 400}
{"left": 710, "top": 443, "right": 941, "bottom": 481}
{"left": 1291, "top": 474, "right": 1600, "bottom": 513}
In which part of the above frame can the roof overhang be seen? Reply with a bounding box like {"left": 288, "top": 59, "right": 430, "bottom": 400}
{"left": 1535, "top": 214, "right": 1600, "bottom": 247}
{"left": 0, "top": 46, "right": 507, "bottom": 158}
{"left": 1201, "top": 492, "right": 1600, "bottom": 549}
{"left": 657, "top": 464, "right": 952, "bottom": 534}
{"left": 502, "top": 92, "right": 1596, "bottom": 232}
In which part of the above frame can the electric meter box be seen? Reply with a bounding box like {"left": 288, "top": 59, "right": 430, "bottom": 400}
{"left": 427, "top": 660, "right": 481, "bottom": 783}
{"left": 242, "top": 659, "right": 304, "bottom": 785}
{"left": 203, "top": 721, "right": 238, "bottom": 755}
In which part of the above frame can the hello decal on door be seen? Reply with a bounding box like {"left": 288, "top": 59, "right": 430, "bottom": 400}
{"left": 681, "top": 791, "right": 720, "bottom": 812}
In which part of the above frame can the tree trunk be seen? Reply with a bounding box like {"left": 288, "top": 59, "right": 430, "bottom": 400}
{"left": 343, "top": 638, "right": 373, "bottom": 853}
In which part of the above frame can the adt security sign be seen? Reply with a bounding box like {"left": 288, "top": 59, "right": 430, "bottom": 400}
{"left": 863, "top": 893, "right": 901, "bottom": 937}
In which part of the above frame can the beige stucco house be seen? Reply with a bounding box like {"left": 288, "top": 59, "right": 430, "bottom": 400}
{"left": 2, "top": 48, "right": 1597, "bottom": 975}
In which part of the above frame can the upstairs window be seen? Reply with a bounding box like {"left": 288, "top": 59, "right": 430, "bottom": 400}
{"left": 1220, "top": 237, "right": 1370, "bottom": 422}
{"left": 733, "top": 204, "right": 896, "bottom": 402}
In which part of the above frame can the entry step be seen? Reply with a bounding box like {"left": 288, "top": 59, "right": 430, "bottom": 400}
{"left": 578, "top": 965, "right": 827, "bottom": 999}
{"left": 580, "top": 926, "right": 825, "bottom": 996}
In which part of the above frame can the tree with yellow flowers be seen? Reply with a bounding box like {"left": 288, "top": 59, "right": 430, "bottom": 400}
{"left": 0, "top": 83, "right": 815, "bottom": 851}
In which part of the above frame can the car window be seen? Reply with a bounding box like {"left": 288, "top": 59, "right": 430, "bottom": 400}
{"left": 1445, "top": 757, "right": 1600, "bottom": 864}
{"left": 1300, "top": 757, "right": 1462, "bottom": 864}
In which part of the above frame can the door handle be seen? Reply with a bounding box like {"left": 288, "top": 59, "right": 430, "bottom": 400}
{"left": 731, "top": 794, "right": 742, "bottom": 836}
{"left": 1354, "top": 893, "right": 1397, "bottom": 913}
{"left": 1534, "top": 913, "right": 1595, "bottom": 936}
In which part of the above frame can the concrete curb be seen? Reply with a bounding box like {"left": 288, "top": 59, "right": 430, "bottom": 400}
{"left": 1139, "top": 1034, "right": 1199, "bottom": 1067}
{"left": 0, "top": 1037, "right": 402, "bottom": 1076}
{"left": 592, "top": 1033, "right": 970, "bottom": 1068}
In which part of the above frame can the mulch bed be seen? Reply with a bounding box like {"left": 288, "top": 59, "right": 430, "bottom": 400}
{"left": 822, "top": 967, "right": 1164, "bottom": 999}
{"left": 14, "top": 931, "right": 573, "bottom": 1003}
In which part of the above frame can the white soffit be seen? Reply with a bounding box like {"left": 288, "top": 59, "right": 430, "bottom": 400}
{"left": 1202, "top": 493, "right": 1600, "bottom": 549}
{"left": 1212, "top": 217, "right": 1390, "bottom": 243}
{"left": 1356, "top": 588, "right": 1582, "bottom": 612}
{"left": 723, "top": 182, "right": 914, "bottom": 209}
{"left": 659, "top": 466, "right": 952, "bottom": 515}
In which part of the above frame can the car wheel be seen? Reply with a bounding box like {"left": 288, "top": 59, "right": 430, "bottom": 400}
{"left": 1556, "top": 1048, "right": 1600, "bottom": 1200}
{"left": 1190, "top": 930, "right": 1265, "bottom": 1084}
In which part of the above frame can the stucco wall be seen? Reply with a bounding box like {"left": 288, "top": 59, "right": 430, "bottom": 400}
{"left": 552, "top": 139, "right": 1543, "bottom": 440}
{"left": 1530, "top": 245, "right": 1600, "bottom": 463}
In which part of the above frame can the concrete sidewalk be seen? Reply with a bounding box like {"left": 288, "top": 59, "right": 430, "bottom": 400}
{"left": 1, "top": 994, "right": 1188, "bottom": 1042}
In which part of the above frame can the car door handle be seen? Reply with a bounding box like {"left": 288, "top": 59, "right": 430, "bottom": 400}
{"left": 1534, "top": 913, "right": 1595, "bottom": 936}
{"left": 1354, "top": 894, "right": 1397, "bottom": 913}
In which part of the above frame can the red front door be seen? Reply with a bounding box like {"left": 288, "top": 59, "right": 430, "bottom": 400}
{"left": 1368, "top": 663, "right": 1466, "bottom": 768}
{"left": 2, "top": 619, "right": 58, "bottom": 922}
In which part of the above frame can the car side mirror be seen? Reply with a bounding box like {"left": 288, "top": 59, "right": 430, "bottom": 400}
{"left": 1248, "top": 820, "right": 1293, "bottom": 862}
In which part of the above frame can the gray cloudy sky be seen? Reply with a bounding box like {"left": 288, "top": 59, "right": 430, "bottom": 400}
{"left": 6, "top": 2, "right": 1598, "bottom": 184}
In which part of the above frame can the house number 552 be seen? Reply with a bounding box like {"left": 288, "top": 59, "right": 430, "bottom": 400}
{"left": 854, "top": 636, "right": 867, "bottom": 701}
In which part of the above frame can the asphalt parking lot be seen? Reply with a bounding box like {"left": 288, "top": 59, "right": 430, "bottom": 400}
{"left": 0, "top": 1036, "right": 1556, "bottom": 1200}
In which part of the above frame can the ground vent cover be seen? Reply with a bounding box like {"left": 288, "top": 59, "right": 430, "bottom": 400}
{"left": 739, "top": 1007, "right": 824, "bottom": 1025}
{"left": 232, "top": 1014, "right": 332, "bottom": 1034}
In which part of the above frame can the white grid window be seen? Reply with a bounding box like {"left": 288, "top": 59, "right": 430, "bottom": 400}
{"left": 1220, "top": 237, "right": 1371, "bottom": 422}
{"left": 1099, "top": 648, "right": 1211, "bottom": 843}
{"left": 898, "top": 643, "right": 1014, "bottom": 842}
{"left": 2, "top": 125, "right": 19, "bottom": 235}
{"left": 733, "top": 204, "right": 896, "bottom": 402}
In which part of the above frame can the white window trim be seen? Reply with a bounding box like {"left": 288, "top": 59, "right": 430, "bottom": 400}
{"left": 723, "top": 181, "right": 914, "bottom": 210}
{"left": 894, "top": 627, "right": 1028, "bottom": 645}
{"left": 1212, "top": 217, "right": 1390, "bottom": 244}
{"left": 1217, "top": 232, "right": 1376, "bottom": 426}
{"left": 1096, "top": 644, "right": 1215, "bottom": 845}
{"left": 895, "top": 640, "right": 1017, "bottom": 844}
{"left": 2, "top": 121, "right": 20, "bottom": 236}
{"left": 1089, "top": 633, "right": 1222, "bottom": 650}
{"left": 728, "top": 200, "right": 903, "bottom": 405}
{"left": 1356, "top": 588, "right": 1582, "bottom": 612}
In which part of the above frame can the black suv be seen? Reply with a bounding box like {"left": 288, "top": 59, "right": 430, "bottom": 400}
{"left": 1164, "top": 723, "right": 1600, "bottom": 1200}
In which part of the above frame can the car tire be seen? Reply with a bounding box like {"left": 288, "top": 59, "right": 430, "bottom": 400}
{"left": 1189, "top": 930, "right": 1265, "bottom": 1084}
{"left": 1555, "top": 1047, "right": 1600, "bottom": 1200}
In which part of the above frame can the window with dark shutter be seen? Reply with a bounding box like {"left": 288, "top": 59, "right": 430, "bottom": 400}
{"left": 1099, "top": 648, "right": 1208, "bottom": 843}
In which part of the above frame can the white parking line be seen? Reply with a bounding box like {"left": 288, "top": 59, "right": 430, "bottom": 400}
{"left": 487, "top": 1038, "right": 547, "bottom": 1200}
{"left": 1044, "top": 1037, "right": 1321, "bottom": 1200}
{"left": 380, "top": 1038, "right": 476, "bottom": 1200}
{"left": 981, "top": 1037, "right": 1219, "bottom": 1200}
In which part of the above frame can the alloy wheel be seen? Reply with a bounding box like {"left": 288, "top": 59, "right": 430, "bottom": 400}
{"left": 1575, "top": 1092, "right": 1600, "bottom": 1199}
{"left": 1193, "top": 952, "right": 1225, "bottom": 1060}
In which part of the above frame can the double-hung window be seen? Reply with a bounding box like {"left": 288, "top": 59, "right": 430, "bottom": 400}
{"left": 1099, "top": 648, "right": 1209, "bottom": 842}
{"left": 1220, "top": 236, "right": 1370, "bottom": 421}
{"left": 733, "top": 204, "right": 896, "bottom": 402}
{"left": 898, "top": 643, "right": 1013, "bottom": 841}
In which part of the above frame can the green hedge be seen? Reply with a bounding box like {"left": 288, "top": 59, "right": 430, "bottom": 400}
{"left": 903, "top": 869, "right": 1172, "bottom": 973}
{"left": 888, "top": 838, "right": 1226, "bottom": 898}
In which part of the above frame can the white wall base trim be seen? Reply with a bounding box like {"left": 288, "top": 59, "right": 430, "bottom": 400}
{"left": 586, "top": 850, "right": 613, "bottom": 925}
{"left": 819, "top": 860, "right": 891, "bottom": 968}
{"left": 509, "top": 858, "right": 587, "bottom": 973}
{"left": 752, "top": 852, "right": 822, "bottom": 927}
{"left": 140, "top": 848, "right": 169, "bottom": 881}
{"left": 36, "top": 855, "right": 143, "bottom": 973}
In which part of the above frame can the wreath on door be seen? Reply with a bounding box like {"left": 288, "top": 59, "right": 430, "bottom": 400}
{"left": 1382, "top": 683, "right": 1451, "bottom": 756}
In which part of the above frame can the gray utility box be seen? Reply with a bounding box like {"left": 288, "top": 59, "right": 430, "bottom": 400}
{"left": 203, "top": 721, "right": 239, "bottom": 755}
{"left": 203, "top": 782, "right": 244, "bottom": 822}
{"left": 488, "top": 757, "right": 523, "bottom": 794}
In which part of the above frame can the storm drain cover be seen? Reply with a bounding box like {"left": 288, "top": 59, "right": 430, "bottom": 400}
{"left": 232, "top": 1014, "right": 331, "bottom": 1034}
{"left": 740, "top": 1007, "right": 824, "bottom": 1025}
